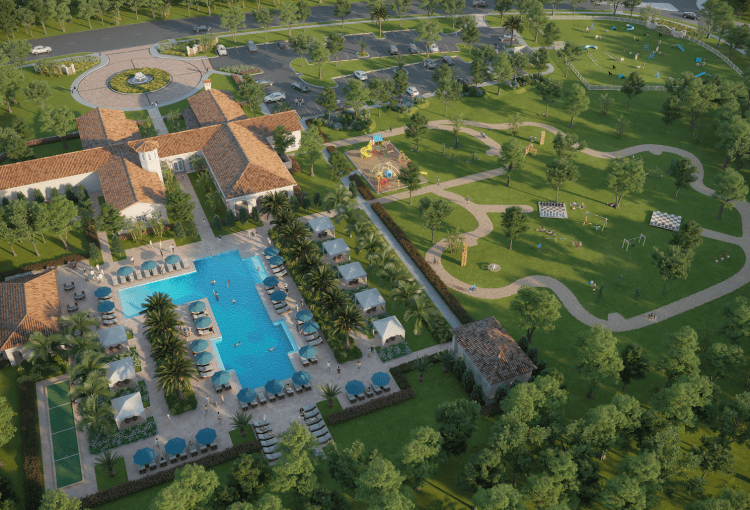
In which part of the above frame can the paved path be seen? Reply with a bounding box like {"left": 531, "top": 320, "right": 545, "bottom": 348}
{"left": 148, "top": 107, "right": 169, "bottom": 135}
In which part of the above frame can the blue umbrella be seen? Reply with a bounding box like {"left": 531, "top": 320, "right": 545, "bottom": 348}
{"left": 299, "top": 345, "right": 317, "bottom": 359}
{"left": 371, "top": 372, "right": 391, "bottom": 387}
{"left": 268, "top": 256, "right": 284, "bottom": 266}
{"left": 94, "top": 287, "right": 111, "bottom": 298}
{"left": 133, "top": 447, "right": 155, "bottom": 465}
{"left": 264, "top": 247, "right": 279, "bottom": 257}
{"left": 263, "top": 276, "right": 279, "bottom": 288}
{"left": 165, "top": 438, "right": 186, "bottom": 456}
{"left": 97, "top": 301, "right": 115, "bottom": 313}
{"left": 165, "top": 255, "right": 181, "bottom": 265}
{"left": 295, "top": 310, "right": 313, "bottom": 322}
{"left": 211, "top": 371, "right": 230, "bottom": 385}
{"left": 292, "top": 371, "right": 311, "bottom": 385}
{"left": 300, "top": 321, "right": 320, "bottom": 335}
{"left": 345, "top": 380, "right": 365, "bottom": 395}
{"left": 270, "top": 290, "right": 287, "bottom": 302}
{"left": 237, "top": 388, "right": 257, "bottom": 403}
{"left": 189, "top": 301, "right": 206, "bottom": 313}
{"left": 190, "top": 339, "right": 209, "bottom": 352}
{"left": 117, "top": 266, "right": 134, "bottom": 277}
{"left": 141, "top": 260, "right": 157, "bottom": 271}
{"left": 195, "top": 317, "right": 212, "bottom": 329}
{"left": 194, "top": 351, "right": 213, "bottom": 365}
{"left": 265, "top": 379, "right": 283, "bottom": 394}
{"left": 195, "top": 428, "right": 217, "bottom": 445}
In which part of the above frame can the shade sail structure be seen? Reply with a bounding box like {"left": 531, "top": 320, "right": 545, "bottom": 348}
{"left": 372, "top": 316, "right": 406, "bottom": 346}
{"left": 117, "top": 266, "right": 134, "bottom": 277}
{"left": 264, "top": 247, "right": 280, "bottom": 257}
{"left": 195, "top": 428, "right": 217, "bottom": 445}
{"left": 106, "top": 357, "right": 135, "bottom": 385}
{"left": 295, "top": 310, "right": 313, "bottom": 323}
{"left": 194, "top": 351, "right": 214, "bottom": 365}
{"left": 189, "top": 301, "right": 206, "bottom": 313}
{"left": 371, "top": 372, "right": 391, "bottom": 387}
{"left": 141, "top": 260, "right": 157, "bottom": 271}
{"left": 338, "top": 261, "right": 367, "bottom": 282}
{"left": 237, "top": 388, "right": 257, "bottom": 403}
{"left": 322, "top": 238, "right": 349, "bottom": 257}
{"left": 307, "top": 216, "right": 335, "bottom": 235}
{"left": 165, "top": 255, "right": 181, "bottom": 265}
{"left": 134, "top": 448, "right": 155, "bottom": 465}
{"left": 98, "top": 325, "right": 128, "bottom": 349}
{"left": 345, "top": 380, "right": 365, "bottom": 395}
{"left": 112, "top": 392, "right": 144, "bottom": 423}
{"left": 211, "top": 371, "right": 230, "bottom": 385}
{"left": 300, "top": 321, "right": 320, "bottom": 335}
{"left": 292, "top": 371, "right": 311, "bottom": 385}
{"left": 268, "top": 256, "right": 285, "bottom": 267}
{"left": 165, "top": 438, "right": 186, "bottom": 455}
{"left": 354, "top": 288, "right": 386, "bottom": 311}
{"left": 94, "top": 287, "right": 112, "bottom": 298}
{"left": 190, "top": 339, "right": 209, "bottom": 352}
{"left": 97, "top": 301, "right": 115, "bottom": 313}
{"left": 265, "top": 379, "right": 283, "bottom": 394}
{"left": 263, "top": 276, "right": 280, "bottom": 288}
{"left": 299, "top": 346, "right": 317, "bottom": 359}
{"left": 195, "top": 317, "right": 212, "bottom": 329}
{"left": 270, "top": 290, "right": 287, "bottom": 302}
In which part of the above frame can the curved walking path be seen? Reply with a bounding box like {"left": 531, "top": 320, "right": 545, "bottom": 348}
{"left": 336, "top": 120, "right": 750, "bottom": 332}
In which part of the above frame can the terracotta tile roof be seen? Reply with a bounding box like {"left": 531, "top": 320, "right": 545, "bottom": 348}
{"left": 0, "top": 269, "right": 60, "bottom": 350}
{"left": 0, "top": 148, "right": 114, "bottom": 190}
{"left": 76, "top": 109, "right": 109, "bottom": 149}
{"left": 123, "top": 157, "right": 166, "bottom": 205}
{"left": 134, "top": 140, "right": 159, "bottom": 152}
{"left": 98, "top": 147, "right": 166, "bottom": 211}
{"left": 200, "top": 124, "right": 248, "bottom": 198}
{"left": 188, "top": 89, "right": 246, "bottom": 127}
{"left": 238, "top": 110, "right": 302, "bottom": 134}
{"left": 451, "top": 317, "right": 536, "bottom": 385}
{"left": 97, "top": 153, "right": 136, "bottom": 211}
{"left": 76, "top": 108, "right": 141, "bottom": 150}
{"left": 126, "top": 126, "right": 220, "bottom": 158}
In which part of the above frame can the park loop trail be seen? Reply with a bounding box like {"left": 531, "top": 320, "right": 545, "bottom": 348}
{"left": 334, "top": 120, "right": 750, "bottom": 332}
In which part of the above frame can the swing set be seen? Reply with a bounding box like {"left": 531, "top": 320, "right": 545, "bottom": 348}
{"left": 622, "top": 234, "right": 646, "bottom": 251}
{"left": 583, "top": 212, "right": 608, "bottom": 232}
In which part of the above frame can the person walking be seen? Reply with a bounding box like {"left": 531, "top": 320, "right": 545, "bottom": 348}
{"left": 130, "top": 256, "right": 135, "bottom": 266}
{"left": 155, "top": 438, "right": 160, "bottom": 450}
{"left": 218, "top": 235, "right": 222, "bottom": 245}
{"left": 171, "top": 245, "right": 175, "bottom": 253}
{"left": 205, "top": 404, "right": 209, "bottom": 416}
{"left": 466, "top": 195, "right": 469, "bottom": 202}
{"left": 357, "top": 361, "right": 361, "bottom": 371}
{"left": 337, "top": 366, "right": 341, "bottom": 379}
{"left": 217, "top": 412, "right": 222, "bottom": 424}
{"left": 326, "top": 361, "right": 331, "bottom": 371}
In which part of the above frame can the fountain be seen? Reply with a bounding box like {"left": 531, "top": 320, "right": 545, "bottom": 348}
{"left": 126, "top": 71, "right": 154, "bottom": 86}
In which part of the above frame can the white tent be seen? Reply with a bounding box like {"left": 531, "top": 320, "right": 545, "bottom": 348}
{"left": 98, "top": 324, "right": 128, "bottom": 349}
{"left": 338, "top": 261, "right": 367, "bottom": 284}
{"left": 111, "top": 392, "right": 145, "bottom": 429}
{"left": 307, "top": 216, "right": 335, "bottom": 238}
{"left": 106, "top": 357, "right": 136, "bottom": 387}
{"left": 354, "top": 288, "right": 386, "bottom": 313}
{"left": 322, "top": 238, "right": 350, "bottom": 261}
{"left": 372, "top": 316, "right": 405, "bottom": 346}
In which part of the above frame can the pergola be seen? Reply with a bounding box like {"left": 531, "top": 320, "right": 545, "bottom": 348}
{"left": 322, "top": 238, "right": 350, "bottom": 263}
{"left": 354, "top": 288, "right": 386, "bottom": 315}
{"left": 111, "top": 392, "right": 145, "bottom": 429}
{"left": 372, "top": 316, "right": 405, "bottom": 346}
{"left": 98, "top": 324, "right": 128, "bottom": 351}
{"left": 338, "top": 261, "right": 367, "bottom": 285}
{"left": 106, "top": 357, "right": 136, "bottom": 388}
{"left": 307, "top": 216, "right": 335, "bottom": 239}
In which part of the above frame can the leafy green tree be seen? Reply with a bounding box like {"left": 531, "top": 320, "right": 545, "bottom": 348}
{"left": 405, "top": 112, "right": 428, "bottom": 151}
{"left": 565, "top": 83, "right": 590, "bottom": 128}
{"left": 489, "top": 51, "right": 513, "bottom": 96}
{"left": 687, "top": 488, "right": 749, "bottom": 510}
{"left": 575, "top": 324, "right": 623, "bottom": 399}
{"left": 460, "top": 14, "right": 479, "bottom": 50}
{"left": 671, "top": 158, "right": 699, "bottom": 198}
{"left": 415, "top": 17, "right": 441, "bottom": 54}
{"left": 694, "top": 436, "right": 735, "bottom": 480}
{"left": 316, "top": 86, "right": 338, "bottom": 120}
{"left": 605, "top": 157, "right": 646, "bottom": 208}
{"left": 151, "top": 464, "right": 219, "bottom": 510}
{"left": 0, "top": 396, "right": 16, "bottom": 449}
{"left": 230, "top": 453, "right": 270, "bottom": 500}
{"left": 556, "top": 41, "right": 583, "bottom": 78}
{"left": 720, "top": 296, "right": 750, "bottom": 341}
{"left": 277, "top": 1, "right": 298, "bottom": 37}
{"left": 354, "top": 453, "right": 413, "bottom": 510}
{"left": 48, "top": 194, "right": 79, "bottom": 249}
{"left": 619, "top": 344, "right": 649, "bottom": 391}
{"left": 333, "top": 0, "right": 350, "bottom": 27}
{"left": 253, "top": 6, "right": 273, "bottom": 39}
{"left": 417, "top": 196, "right": 453, "bottom": 242}
{"left": 41, "top": 106, "right": 76, "bottom": 149}
{"left": 389, "top": 0, "right": 410, "bottom": 25}
{"left": 342, "top": 77, "right": 370, "bottom": 117}
{"left": 220, "top": 4, "right": 245, "bottom": 42}
{"left": 272, "top": 125, "right": 295, "bottom": 155}
{"left": 552, "top": 131, "right": 587, "bottom": 159}
{"left": 713, "top": 169, "right": 748, "bottom": 219}
{"left": 38, "top": 489, "right": 81, "bottom": 510}
{"left": 289, "top": 32, "right": 312, "bottom": 67}
{"left": 669, "top": 220, "right": 703, "bottom": 251}
{"left": 434, "top": 399, "right": 481, "bottom": 455}
{"left": 600, "top": 452, "right": 662, "bottom": 510}
{"left": 665, "top": 73, "right": 719, "bottom": 128}
{"left": 702, "top": 343, "right": 745, "bottom": 382}
{"left": 308, "top": 40, "right": 331, "bottom": 80}
{"left": 545, "top": 157, "right": 579, "bottom": 203}
{"left": 0, "top": 127, "right": 33, "bottom": 161}
{"left": 660, "top": 326, "right": 701, "bottom": 384}
{"left": 433, "top": 64, "right": 462, "bottom": 117}
{"left": 270, "top": 421, "right": 319, "bottom": 496}
{"left": 398, "top": 426, "right": 443, "bottom": 489}
{"left": 661, "top": 95, "right": 682, "bottom": 134}
{"left": 651, "top": 244, "right": 694, "bottom": 295}
{"left": 0, "top": 53, "right": 22, "bottom": 114}
{"left": 650, "top": 375, "right": 714, "bottom": 428}
{"left": 298, "top": 128, "right": 324, "bottom": 177}
{"left": 368, "top": 77, "right": 393, "bottom": 113}
{"left": 237, "top": 78, "right": 265, "bottom": 116}
{"left": 509, "top": 286, "right": 561, "bottom": 343}
{"left": 536, "top": 78, "right": 562, "bottom": 116}
{"left": 621, "top": 72, "right": 645, "bottom": 109}
{"left": 715, "top": 115, "right": 750, "bottom": 169}
{"left": 96, "top": 202, "right": 126, "bottom": 234}
{"left": 494, "top": 0, "right": 512, "bottom": 19}
{"left": 501, "top": 205, "right": 528, "bottom": 250}
{"left": 473, "top": 484, "right": 525, "bottom": 510}
{"left": 498, "top": 138, "right": 526, "bottom": 187}
{"left": 397, "top": 161, "right": 422, "bottom": 204}
{"left": 714, "top": 391, "right": 750, "bottom": 445}
{"left": 296, "top": 0, "right": 311, "bottom": 30}
{"left": 328, "top": 440, "right": 369, "bottom": 490}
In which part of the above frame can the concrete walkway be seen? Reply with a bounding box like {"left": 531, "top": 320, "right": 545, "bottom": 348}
{"left": 148, "top": 107, "right": 169, "bottom": 135}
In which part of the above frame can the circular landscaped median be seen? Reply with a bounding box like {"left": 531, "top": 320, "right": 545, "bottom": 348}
{"left": 109, "top": 68, "right": 171, "bottom": 94}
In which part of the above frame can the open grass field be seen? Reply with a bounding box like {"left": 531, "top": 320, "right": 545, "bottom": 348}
{"left": 0, "top": 223, "right": 90, "bottom": 278}
{"left": 0, "top": 368, "right": 24, "bottom": 508}
{"left": 94, "top": 457, "right": 128, "bottom": 492}
{"left": 55, "top": 454, "right": 83, "bottom": 488}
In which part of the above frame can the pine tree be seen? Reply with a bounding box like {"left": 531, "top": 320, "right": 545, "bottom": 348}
{"left": 174, "top": 221, "right": 186, "bottom": 241}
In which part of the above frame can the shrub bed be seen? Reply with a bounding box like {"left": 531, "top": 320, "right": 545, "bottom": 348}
{"left": 326, "top": 388, "right": 416, "bottom": 425}
{"left": 351, "top": 174, "right": 375, "bottom": 200}
{"left": 218, "top": 64, "right": 262, "bottom": 75}
{"left": 317, "top": 126, "right": 330, "bottom": 143}
{"left": 109, "top": 68, "right": 172, "bottom": 94}
{"left": 19, "top": 381, "right": 43, "bottom": 510}
{"left": 88, "top": 417, "right": 157, "bottom": 455}
{"left": 377, "top": 342, "right": 413, "bottom": 362}
{"left": 1, "top": 254, "right": 86, "bottom": 280}
{"left": 371, "top": 203, "right": 474, "bottom": 325}
{"left": 165, "top": 388, "right": 197, "bottom": 415}
{"left": 79, "top": 440, "right": 262, "bottom": 508}
{"left": 157, "top": 40, "right": 198, "bottom": 56}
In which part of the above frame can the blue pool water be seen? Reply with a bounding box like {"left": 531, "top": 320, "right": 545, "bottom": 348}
{"left": 118, "top": 250, "right": 298, "bottom": 389}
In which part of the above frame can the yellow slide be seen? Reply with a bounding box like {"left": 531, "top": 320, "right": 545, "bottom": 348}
{"left": 361, "top": 141, "right": 373, "bottom": 158}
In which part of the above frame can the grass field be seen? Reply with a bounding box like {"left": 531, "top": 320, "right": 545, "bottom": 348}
{"left": 0, "top": 368, "right": 24, "bottom": 508}
{"left": 94, "top": 457, "right": 128, "bottom": 492}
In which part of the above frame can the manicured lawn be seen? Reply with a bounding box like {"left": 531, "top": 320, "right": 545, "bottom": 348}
{"left": 187, "top": 171, "right": 263, "bottom": 236}
{"left": 94, "top": 457, "right": 128, "bottom": 492}
{"left": 292, "top": 153, "right": 346, "bottom": 217}
{"left": 229, "top": 428, "right": 258, "bottom": 445}
{"left": 0, "top": 224, "right": 90, "bottom": 279}
{"left": 0, "top": 367, "right": 24, "bottom": 508}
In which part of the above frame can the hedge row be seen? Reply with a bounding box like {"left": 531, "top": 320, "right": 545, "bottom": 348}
{"left": 326, "top": 388, "right": 416, "bottom": 425}
{"left": 371, "top": 203, "right": 474, "bottom": 325}
{"left": 351, "top": 174, "right": 375, "bottom": 201}
{"left": 80, "top": 440, "right": 261, "bottom": 508}
{"left": 19, "top": 382, "right": 43, "bottom": 510}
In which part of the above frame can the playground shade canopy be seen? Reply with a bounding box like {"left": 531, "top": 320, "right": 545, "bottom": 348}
{"left": 307, "top": 217, "right": 335, "bottom": 236}
{"left": 372, "top": 316, "right": 405, "bottom": 346}
{"left": 98, "top": 325, "right": 128, "bottom": 349}
{"left": 372, "top": 134, "right": 383, "bottom": 143}
{"left": 112, "top": 392, "right": 145, "bottom": 427}
{"left": 354, "top": 288, "right": 386, "bottom": 312}
{"left": 337, "top": 262, "right": 367, "bottom": 283}
{"left": 106, "top": 357, "right": 136, "bottom": 386}
{"left": 322, "top": 238, "right": 350, "bottom": 258}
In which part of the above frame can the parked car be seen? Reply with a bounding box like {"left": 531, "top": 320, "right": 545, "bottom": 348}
{"left": 405, "top": 86, "right": 419, "bottom": 97}
{"left": 194, "top": 25, "right": 209, "bottom": 32}
{"left": 30, "top": 45, "right": 52, "bottom": 54}
{"left": 264, "top": 92, "right": 286, "bottom": 103}
{"left": 457, "top": 76, "right": 474, "bottom": 86}
{"left": 423, "top": 58, "right": 436, "bottom": 69}
{"left": 683, "top": 11, "right": 700, "bottom": 19}
{"left": 353, "top": 70, "right": 368, "bottom": 81}
{"left": 257, "top": 79, "right": 274, "bottom": 87}
{"left": 429, "top": 43, "right": 439, "bottom": 54}
{"left": 441, "top": 55, "right": 455, "bottom": 66}
{"left": 292, "top": 82, "right": 310, "bottom": 92}
{"left": 277, "top": 40, "right": 290, "bottom": 49}
{"left": 473, "top": 0, "right": 488, "bottom": 6}
{"left": 390, "top": 45, "right": 399, "bottom": 55}
{"left": 247, "top": 41, "right": 258, "bottom": 52}
{"left": 216, "top": 44, "right": 227, "bottom": 56}
{"left": 409, "top": 43, "right": 419, "bottom": 54}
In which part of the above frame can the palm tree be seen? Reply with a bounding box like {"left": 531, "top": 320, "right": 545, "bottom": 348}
{"left": 368, "top": 247, "right": 397, "bottom": 269}
{"left": 25, "top": 332, "right": 64, "bottom": 364}
{"left": 95, "top": 450, "right": 122, "bottom": 477}
{"left": 303, "top": 264, "right": 337, "bottom": 295}
{"left": 155, "top": 353, "right": 198, "bottom": 401}
{"left": 356, "top": 231, "right": 385, "bottom": 259}
{"left": 279, "top": 220, "right": 310, "bottom": 246}
{"left": 208, "top": 190, "right": 224, "bottom": 213}
{"left": 325, "top": 184, "right": 354, "bottom": 215}
{"left": 270, "top": 208, "right": 295, "bottom": 231}
{"left": 377, "top": 263, "right": 408, "bottom": 287}
{"left": 60, "top": 310, "right": 99, "bottom": 335}
{"left": 260, "top": 191, "right": 290, "bottom": 219}
{"left": 68, "top": 373, "right": 114, "bottom": 402}
{"left": 369, "top": 1, "right": 390, "bottom": 37}
{"left": 150, "top": 330, "right": 187, "bottom": 360}
{"left": 70, "top": 351, "right": 107, "bottom": 385}
{"left": 391, "top": 280, "right": 424, "bottom": 310}
{"left": 337, "top": 204, "right": 360, "bottom": 231}
{"left": 331, "top": 302, "right": 366, "bottom": 350}
{"left": 65, "top": 331, "right": 102, "bottom": 359}
{"left": 77, "top": 394, "right": 116, "bottom": 436}
{"left": 319, "top": 288, "right": 349, "bottom": 314}
{"left": 288, "top": 238, "right": 319, "bottom": 261}
{"left": 411, "top": 356, "right": 432, "bottom": 382}
{"left": 298, "top": 251, "right": 324, "bottom": 274}
{"left": 144, "top": 308, "right": 183, "bottom": 343}
{"left": 345, "top": 220, "right": 371, "bottom": 240}
{"left": 404, "top": 294, "right": 437, "bottom": 336}
{"left": 142, "top": 292, "right": 175, "bottom": 315}
{"left": 503, "top": 15, "right": 523, "bottom": 46}
{"left": 318, "top": 383, "right": 342, "bottom": 408}
{"left": 434, "top": 350, "right": 455, "bottom": 375}
{"left": 230, "top": 410, "right": 253, "bottom": 437}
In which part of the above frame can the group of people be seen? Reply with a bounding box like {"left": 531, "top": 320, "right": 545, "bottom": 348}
{"left": 468, "top": 284, "right": 478, "bottom": 293}
{"left": 294, "top": 98, "right": 305, "bottom": 106}
{"left": 647, "top": 312, "right": 658, "bottom": 320}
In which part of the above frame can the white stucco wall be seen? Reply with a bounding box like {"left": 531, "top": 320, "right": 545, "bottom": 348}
{"left": 265, "top": 130, "right": 302, "bottom": 153}
{"left": 161, "top": 152, "right": 200, "bottom": 174}
{"left": 229, "top": 185, "right": 295, "bottom": 212}
{"left": 121, "top": 203, "right": 167, "bottom": 222}
{"left": 0, "top": 172, "right": 102, "bottom": 202}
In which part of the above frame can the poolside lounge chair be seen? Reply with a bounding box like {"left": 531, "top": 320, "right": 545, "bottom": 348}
{"left": 300, "top": 357, "right": 310, "bottom": 367}
{"left": 139, "top": 464, "right": 147, "bottom": 475}
{"left": 317, "top": 433, "right": 332, "bottom": 444}
{"left": 134, "top": 270, "right": 142, "bottom": 280}
{"left": 365, "top": 386, "right": 374, "bottom": 398}
{"left": 309, "top": 421, "right": 326, "bottom": 433}
{"left": 67, "top": 303, "right": 78, "bottom": 313}
{"left": 74, "top": 291, "right": 86, "bottom": 301}
{"left": 170, "top": 454, "right": 178, "bottom": 464}
{"left": 256, "top": 425, "right": 271, "bottom": 434}
{"left": 273, "top": 301, "right": 287, "bottom": 309}
{"left": 305, "top": 415, "right": 322, "bottom": 426}
{"left": 240, "top": 400, "right": 249, "bottom": 411}
{"left": 200, "top": 443, "right": 208, "bottom": 454}
{"left": 252, "top": 419, "right": 269, "bottom": 428}
{"left": 265, "top": 390, "right": 276, "bottom": 402}
{"left": 260, "top": 438, "right": 277, "bottom": 447}
{"left": 372, "top": 385, "right": 382, "bottom": 395}
{"left": 276, "top": 306, "right": 290, "bottom": 315}
{"left": 293, "top": 382, "right": 304, "bottom": 393}
{"left": 304, "top": 408, "right": 320, "bottom": 419}
{"left": 200, "top": 372, "right": 212, "bottom": 379}
{"left": 262, "top": 446, "right": 277, "bottom": 454}
{"left": 198, "top": 365, "right": 213, "bottom": 372}
{"left": 381, "top": 385, "right": 390, "bottom": 392}
{"left": 309, "top": 357, "right": 318, "bottom": 364}
{"left": 112, "top": 277, "right": 119, "bottom": 287}
{"left": 346, "top": 393, "right": 357, "bottom": 404}
{"left": 301, "top": 403, "right": 317, "bottom": 413}
{"left": 63, "top": 282, "right": 75, "bottom": 291}
{"left": 276, "top": 391, "right": 285, "bottom": 400}
{"left": 308, "top": 338, "right": 323, "bottom": 347}
{"left": 257, "top": 392, "right": 267, "bottom": 405}
{"left": 356, "top": 392, "right": 365, "bottom": 401}
{"left": 159, "top": 456, "right": 167, "bottom": 468}
{"left": 265, "top": 451, "right": 282, "bottom": 461}
{"left": 179, "top": 449, "right": 188, "bottom": 461}
{"left": 285, "top": 385, "right": 294, "bottom": 397}
{"left": 312, "top": 426, "right": 329, "bottom": 438}
{"left": 303, "top": 383, "right": 312, "bottom": 391}
{"left": 250, "top": 397, "right": 259, "bottom": 408}
{"left": 258, "top": 432, "right": 275, "bottom": 440}
{"left": 210, "top": 442, "right": 218, "bottom": 451}
{"left": 222, "top": 382, "right": 232, "bottom": 390}
{"left": 214, "top": 383, "right": 223, "bottom": 393}
{"left": 190, "top": 443, "right": 198, "bottom": 457}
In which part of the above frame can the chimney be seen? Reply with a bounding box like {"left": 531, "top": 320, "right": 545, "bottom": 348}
{"left": 134, "top": 140, "right": 162, "bottom": 179}
{"left": 203, "top": 79, "right": 212, "bottom": 91}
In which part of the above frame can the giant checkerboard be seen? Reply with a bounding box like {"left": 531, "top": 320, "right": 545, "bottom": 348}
{"left": 649, "top": 211, "right": 682, "bottom": 232}
{"left": 538, "top": 202, "right": 568, "bottom": 219}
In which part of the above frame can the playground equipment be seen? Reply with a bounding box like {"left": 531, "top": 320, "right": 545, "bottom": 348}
{"left": 626, "top": 24, "right": 634, "bottom": 30}
{"left": 524, "top": 143, "right": 538, "bottom": 156}
{"left": 610, "top": 25, "right": 617, "bottom": 30}
{"left": 622, "top": 234, "right": 646, "bottom": 251}
{"left": 375, "top": 161, "right": 400, "bottom": 193}
{"left": 583, "top": 45, "right": 598, "bottom": 50}
{"left": 361, "top": 140, "right": 373, "bottom": 158}
{"left": 695, "top": 72, "right": 710, "bottom": 77}
{"left": 654, "top": 70, "right": 661, "bottom": 78}
{"left": 676, "top": 44, "right": 685, "bottom": 51}
{"left": 583, "top": 211, "right": 608, "bottom": 232}
{"left": 643, "top": 43, "right": 649, "bottom": 51}
{"left": 397, "top": 152, "right": 410, "bottom": 165}
{"left": 540, "top": 131, "right": 546, "bottom": 145}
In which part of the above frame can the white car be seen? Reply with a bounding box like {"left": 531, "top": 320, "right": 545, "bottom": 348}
{"left": 405, "top": 86, "right": 419, "bottom": 97}
{"left": 353, "top": 70, "right": 368, "bottom": 81}
{"left": 429, "top": 43, "right": 439, "bottom": 54}
{"left": 264, "top": 92, "right": 286, "bottom": 104}
{"left": 31, "top": 45, "right": 52, "bottom": 55}
{"left": 216, "top": 44, "right": 227, "bottom": 56}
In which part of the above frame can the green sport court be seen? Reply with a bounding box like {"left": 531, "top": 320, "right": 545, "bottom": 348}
{"left": 46, "top": 381, "right": 83, "bottom": 488}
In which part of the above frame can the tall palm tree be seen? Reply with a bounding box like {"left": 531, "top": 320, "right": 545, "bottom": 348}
{"left": 319, "top": 288, "right": 349, "bottom": 314}
{"left": 377, "top": 263, "right": 408, "bottom": 287}
{"left": 230, "top": 410, "right": 253, "bottom": 437}
{"left": 503, "top": 15, "right": 523, "bottom": 46}
{"left": 95, "top": 450, "right": 122, "bottom": 477}
{"left": 356, "top": 231, "right": 385, "bottom": 259}
{"left": 325, "top": 184, "right": 354, "bottom": 215}
{"left": 150, "top": 330, "right": 187, "bottom": 360}
{"left": 25, "top": 332, "right": 64, "bottom": 365}
{"left": 288, "top": 238, "right": 319, "bottom": 261}
{"left": 369, "top": 0, "right": 390, "bottom": 37}
{"left": 299, "top": 251, "right": 325, "bottom": 274}
{"left": 155, "top": 353, "right": 198, "bottom": 401}
{"left": 66, "top": 332, "right": 102, "bottom": 360}
{"left": 77, "top": 394, "right": 116, "bottom": 436}
{"left": 346, "top": 220, "right": 371, "bottom": 240}
{"left": 60, "top": 310, "right": 99, "bottom": 335}
{"left": 70, "top": 351, "right": 107, "bottom": 385}
{"left": 270, "top": 208, "right": 295, "bottom": 231}
{"left": 303, "top": 264, "right": 337, "bottom": 295}
{"left": 260, "top": 191, "right": 290, "bottom": 219}
{"left": 391, "top": 280, "right": 424, "bottom": 310}
{"left": 331, "top": 302, "right": 366, "bottom": 350}
{"left": 337, "top": 203, "right": 360, "bottom": 231}
{"left": 68, "top": 373, "right": 114, "bottom": 402}
{"left": 411, "top": 356, "right": 432, "bottom": 382}
{"left": 404, "top": 294, "right": 437, "bottom": 336}
{"left": 144, "top": 308, "right": 183, "bottom": 343}
{"left": 142, "top": 292, "right": 175, "bottom": 315}
{"left": 318, "top": 383, "right": 341, "bottom": 409}
{"left": 279, "top": 220, "right": 310, "bottom": 246}
{"left": 434, "top": 350, "right": 455, "bottom": 375}
{"left": 368, "top": 247, "right": 397, "bottom": 269}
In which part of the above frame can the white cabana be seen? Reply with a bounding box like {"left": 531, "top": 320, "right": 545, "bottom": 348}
{"left": 106, "top": 357, "right": 136, "bottom": 388}
{"left": 372, "top": 316, "right": 406, "bottom": 346}
{"left": 111, "top": 392, "right": 145, "bottom": 429}
{"left": 98, "top": 324, "right": 128, "bottom": 350}
{"left": 338, "top": 261, "right": 367, "bottom": 284}
{"left": 354, "top": 288, "right": 386, "bottom": 315}
{"left": 322, "top": 238, "right": 350, "bottom": 262}
{"left": 307, "top": 216, "right": 335, "bottom": 239}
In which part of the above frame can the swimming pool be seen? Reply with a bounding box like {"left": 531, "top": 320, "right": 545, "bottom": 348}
{"left": 118, "top": 250, "right": 298, "bottom": 389}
